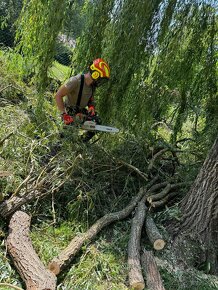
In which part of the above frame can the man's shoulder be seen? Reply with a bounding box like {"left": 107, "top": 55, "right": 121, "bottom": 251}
{"left": 65, "top": 74, "right": 81, "bottom": 89}
{"left": 69, "top": 73, "right": 81, "bottom": 83}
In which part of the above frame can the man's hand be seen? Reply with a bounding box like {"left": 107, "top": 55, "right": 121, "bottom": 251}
{"left": 87, "top": 105, "right": 95, "bottom": 117}
{"left": 62, "top": 113, "right": 74, "bottom": 125}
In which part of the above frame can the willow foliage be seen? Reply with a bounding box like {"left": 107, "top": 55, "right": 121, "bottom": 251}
{"left": 148, "top": 1, "right": 217, "bottom": 142}
{"left": 15, "top": 0, "right": 68, "bottom": 109}
{"left": 74, "top": 0, "right": 217, "bottom": 143}
{"left": 73, "top": 0, "right": 115, "bottom": 73}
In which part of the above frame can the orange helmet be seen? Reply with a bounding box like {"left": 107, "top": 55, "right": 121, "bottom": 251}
{"left": 89, "top": 58, "right": 110, "bottom": 81}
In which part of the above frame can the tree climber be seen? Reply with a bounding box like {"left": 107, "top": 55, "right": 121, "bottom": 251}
{"left": 54, "top": 58, "right": 110, "bottom": 142}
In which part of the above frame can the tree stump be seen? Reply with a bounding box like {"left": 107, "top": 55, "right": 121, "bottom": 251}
{"left": 141, "top": 250, "right": 165, "bottom": 290}
{"left": 128, "top": 201, "right": 147, "bottom": 290}
{"left": 7, "top": 211, "right": 57, "bottom": 290}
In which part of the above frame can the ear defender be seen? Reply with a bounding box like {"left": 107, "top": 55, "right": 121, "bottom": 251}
{"left": 91, "top": 71, "right": 100, "bottom": 80}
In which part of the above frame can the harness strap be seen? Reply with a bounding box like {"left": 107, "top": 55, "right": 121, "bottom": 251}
{"left": 76, "top": 74, "right": 84, "bottom": 107}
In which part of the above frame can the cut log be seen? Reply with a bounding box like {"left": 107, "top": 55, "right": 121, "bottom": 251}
{"left": 48, "top": 186, "right": 150, "bottom": 275}
{"left": 145, "top": 215, "right": 166, "bottom": 250}
{"left": 128, "top": 201, "right": 147, "bottom": 290}
{"left": 147, "top": 184, "right": 171, "bottom": 203}
{"left": 141, "top": 250, "right": 165, "bottom": 290}
{"left": 7, "top": 211, "right": 57, "bottom": 290}
{"left": 150, "top": 191, "right": 178, "bottom": 208}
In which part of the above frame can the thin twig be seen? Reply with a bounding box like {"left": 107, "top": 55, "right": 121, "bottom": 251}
{"left": 118, "top": 159, "right": 148, "bottom": 181}
{"left": 0, "top": 132, "right": 14, "bottom": 146}
{"left": 12, "top": 165, "right": 34, "bottom": 197}
{"left": 51, "top": 192, "right": 56, "bottom": 224}
{"left": 0, "top": 84, "right": 24, "bottom": 94}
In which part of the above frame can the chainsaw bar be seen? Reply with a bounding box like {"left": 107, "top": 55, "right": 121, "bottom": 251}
{"left": 82, "top": 121, "right": 119, "bottom": 133}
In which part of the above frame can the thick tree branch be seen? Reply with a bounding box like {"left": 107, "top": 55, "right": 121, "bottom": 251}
{"left": 7, "top": 211, "right": 56, "bottom": 290}
{"left": 145, "top": 214, "right": 166, "bottom": 250}
{"left": 141, "top": 250, "right": 165, "bottom": 290}
{"left": 128, "top": 201, "right": 147, "bottom": 290}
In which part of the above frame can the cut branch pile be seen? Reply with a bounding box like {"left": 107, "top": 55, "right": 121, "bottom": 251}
{"left": 1, "top": 141, "right": 188, "bottom": 289}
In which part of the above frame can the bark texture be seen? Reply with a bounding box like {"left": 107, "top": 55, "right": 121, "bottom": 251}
{"left": 141, "top": 250, "right": 165, "bottom": 290}
{"left": 177, "top": 137, "right": 218, "bottom": 273}
{"left": 7, "top": 211, "right": 57, "bottom": 290}
{"left": 146, "top": 215, "right": 166, "bottom": 250}
{"left": 128, "top": 201, "right": 147, "bottom": 290}
{"left": 0, "top": 189, "right": 47, "bottom": 217}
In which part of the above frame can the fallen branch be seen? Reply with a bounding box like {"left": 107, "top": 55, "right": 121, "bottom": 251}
{"left": 141, "top": 250, "right": 165, "bottom": 290}
{"left": 118, "top": 159, "right": 148, "bottom": 181}
{"left": 147, "top": 183, "right": 171, "bottom": 203}
{"left": 145, "top": 214, "right": 166, "bottom": 250}
{"left": 150, "top": 192, "right": 178, "bottom": 208}
{"left": 148, "top": 182, "right": 189, "bottom": 208}
{"left": 0, "top": 84, "right": 24, "bottom": 94}
{"left": 0, "top": 156, "right": 81, "bottom": 217}
{"left": 0, "top": 132, "right": 13, "bottom": 146}
{"left": 148, "top": 148, "right": 168, "bottom": 171}
{"left": 48, "top": 186, "right": 150, "bottom": 275}
{"left": 7, "top": 211, "right": 57, "bottom": 290}
{"left": 128, "top": 201, "right": 147, "bottom": 290}
{"left": 0, "top": 283, "right": 24, "bottom": 290}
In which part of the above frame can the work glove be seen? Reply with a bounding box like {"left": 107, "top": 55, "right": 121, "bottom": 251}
{"left": 87, "top": 105, "right": 95, "bottom": 117}
{"left": 61, "top": 113, "right": 74, "bottom": 125}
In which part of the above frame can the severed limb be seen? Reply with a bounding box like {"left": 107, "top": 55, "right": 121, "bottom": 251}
{"left": 128, "top": 201, "right": 147, "bottom": 290}
{"left": 145, "top": 214, "right": 166, "bottom": 250}
{"left": 147, "top": 184, "right": 171, "bottom": 203}
{"left": 147, "top": 182, "right": 188, "bottom": 207}
{"left": 7, "top": 211, "right": 57, "bottom": 290}
{"left": 141, "top": 250, "right": 165, "bottom": 290}
{"left": 48, "top": 186, "right": 150, "bottom": 275}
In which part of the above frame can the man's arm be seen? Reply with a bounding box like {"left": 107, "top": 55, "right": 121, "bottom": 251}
{"left": 54, "top": 85, "right": 69, "bottom": 114}
{"left": 55, "top": 85, "right": 75, "bottom": 125}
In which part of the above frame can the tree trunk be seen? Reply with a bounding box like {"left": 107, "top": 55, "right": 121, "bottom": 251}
{"left": 175, "top": 137, "right": 218, "bottom": 274}
{"left": 7, "top": 211, "right": 57, "bottom": 290}
{"left": 141, "top": 250, "right": 165, "bottom": 290}
{"left": 128, "top": 201, "right": 147, "bottom": 290}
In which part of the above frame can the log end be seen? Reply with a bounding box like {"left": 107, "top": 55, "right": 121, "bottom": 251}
{"left": 48, "top": 261, "right": 60, "bottom": 276}
{"left": 130, "top": 282, "right": 145, "bottom": 290}
{"left": 153, "top": 239, "right": 166, "bottom": 250}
